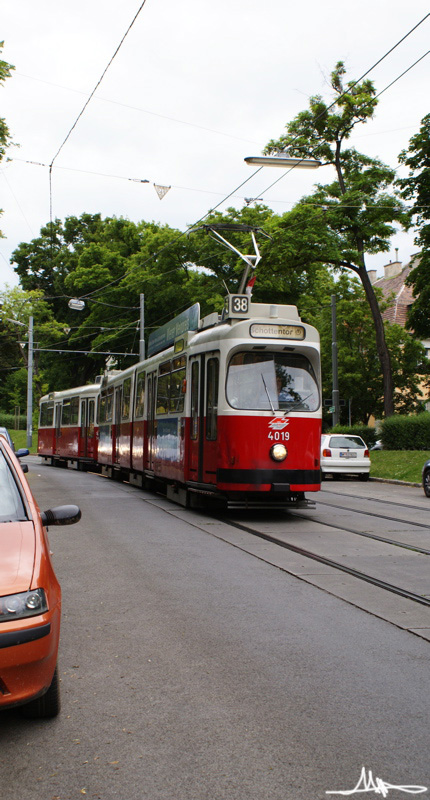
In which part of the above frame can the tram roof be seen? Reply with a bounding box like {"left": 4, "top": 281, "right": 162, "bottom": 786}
{"left": 40, "top": 383, "right": 102, "bottom": 403}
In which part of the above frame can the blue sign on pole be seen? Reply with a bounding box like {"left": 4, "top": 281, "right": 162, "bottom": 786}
{"left": 148, "top": 303, "right": 200, "bottom": 357}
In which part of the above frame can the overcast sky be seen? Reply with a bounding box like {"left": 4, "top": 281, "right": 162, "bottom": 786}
{"left": 1, "top": 1, "right": 429, "bottom": 292}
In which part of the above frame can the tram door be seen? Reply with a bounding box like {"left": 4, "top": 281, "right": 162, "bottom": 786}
{"left": 80, "top": 399, "right": 88, "bottom": 456}
{"left": 114, "top": 386, "right": 122, "bottom": 463}
{"left": 54, "top": 402, "right": 62, "bottom": 454}
{"left": 79, "top": 398, "right": 96, "bottom": 458}
{"left": 188, "top": 356, "right": 202, "bottom": 481}
{"left": 87, "top": 398, "right": 96, "bottom": 459}
{"left": 188, "top": 353, "right": 219, "bottom": 485}
{"left": 146, "top": 371, "right": 157, "bottom": 471}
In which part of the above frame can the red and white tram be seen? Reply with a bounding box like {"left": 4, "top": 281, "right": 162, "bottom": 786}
{"left": 38, "top": 296, "right": 322, "bottom": 509}
{"left": 38, "top": 382, "right": 100, "bottom": 468}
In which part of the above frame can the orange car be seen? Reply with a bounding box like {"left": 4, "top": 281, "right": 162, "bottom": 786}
{"left": 0, "top": 434, "right": 80, "bottom": 718}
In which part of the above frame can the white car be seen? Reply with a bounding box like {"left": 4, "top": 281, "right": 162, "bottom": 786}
{"left": 321, "top": 434, "right": 370, "bottom": 481}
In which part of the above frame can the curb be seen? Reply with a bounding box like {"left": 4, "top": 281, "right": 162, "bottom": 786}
{"left": 370, "top": 477, "right": 421, "bottom": 488}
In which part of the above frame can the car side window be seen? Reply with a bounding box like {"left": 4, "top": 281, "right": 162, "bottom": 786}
{"left": 0, "top": 452, "right": 27, "bottom": 522}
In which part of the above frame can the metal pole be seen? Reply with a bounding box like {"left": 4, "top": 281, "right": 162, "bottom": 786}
{"left": 26, "top": 316, "right": 33, "bottom": 449}
{"left": 139, "top": 294, "right": 145, "bottom": 362}
{"left": 331, "top": 296, "right": 340, "bottom": 427}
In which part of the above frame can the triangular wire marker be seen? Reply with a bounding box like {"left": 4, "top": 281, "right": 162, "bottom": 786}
{"left": 154, "top": 184, "right": 171, "bottom": 200}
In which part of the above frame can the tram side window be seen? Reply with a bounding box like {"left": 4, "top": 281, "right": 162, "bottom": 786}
{"left": 55, "top": 405, "right": 62, "bottom": 436}
{"left": 88, "top": 399, "right": 95, "bottom": 437}
{"left": 122, "top": 378, "right": 132, "bottom": 420}
{"left": 62, "top": 397, "right": 79, "bottom": 426}
{"left": 190, "top": 361, "right": 199, "bottom": 440}
{"left": 156, "top": 367, "right": 170, "bottom": 415}
{"left": 134, "top": 371, "right": 145, "bottom": 418}
{"left": 169, "top": 356, "right": 186, "bottom": 413}
{"left": 39, "top": 401, "right": 54, "bottom": 427}
{"left": 99, "top": 390, "right": 113, "bottom": 424}
{"left": 206, "top": 357, "right": 219, "bottom": 441}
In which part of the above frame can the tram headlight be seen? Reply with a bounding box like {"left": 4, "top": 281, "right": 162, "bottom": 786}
{"left": 270, "top": 444, "right": 288, "bottom": 462}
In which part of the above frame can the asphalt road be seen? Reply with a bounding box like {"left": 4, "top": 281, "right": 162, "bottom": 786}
{"left": 1, "top": 460, "right": 430, "bottom": 800}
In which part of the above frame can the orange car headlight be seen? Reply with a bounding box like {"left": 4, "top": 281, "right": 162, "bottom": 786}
{"left": 0, "top": 589, "right": 48, "bottom": 621}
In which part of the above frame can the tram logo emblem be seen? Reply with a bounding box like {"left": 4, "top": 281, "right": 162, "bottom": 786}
{"left": 268, "top": 418, "right": 289, "bottom": 431}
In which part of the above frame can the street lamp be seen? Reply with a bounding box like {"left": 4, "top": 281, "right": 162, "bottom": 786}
{"left": 68, "top": 298, "right": 85, "bottom": 311}
{"left": 244, "top": 154, "right": 321, "bottom": 169}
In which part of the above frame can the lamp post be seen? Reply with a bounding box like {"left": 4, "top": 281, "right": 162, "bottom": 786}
{"left": 7, "top": 316, "right": 34, "bottom": 448}
{"left": 331, "top": 295, "right": 340, "bottom": 427}
{"left": 244, "top": 154, "right": 322, "bottom": 169}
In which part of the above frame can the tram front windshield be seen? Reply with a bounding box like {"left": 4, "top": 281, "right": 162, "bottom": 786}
{"left": 226, "top": 352, "right": 319, "bottom": 412}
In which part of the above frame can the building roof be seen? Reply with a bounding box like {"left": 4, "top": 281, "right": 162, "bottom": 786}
{"left": 369, "top": 255, "right": 420, "bottom": 327}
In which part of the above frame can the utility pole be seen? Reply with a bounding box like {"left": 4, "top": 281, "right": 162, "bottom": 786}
{"left": 5, "top": 315, "right": 34, "bottom": 448}
{"left": 26, "top": 316, "right": 33, "bottom": 448}
{"left": 139, "top": 294, "right": 145, "bottom": 362}
{"left": 331, "top": 295, "right": 340, "bottom": 427}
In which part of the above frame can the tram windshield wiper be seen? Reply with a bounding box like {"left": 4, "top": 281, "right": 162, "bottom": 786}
{"left": 260, "top": 374, "right": 275, "bottom": 415}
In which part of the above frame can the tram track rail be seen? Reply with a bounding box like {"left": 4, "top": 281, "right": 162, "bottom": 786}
{"left": 315, "top": 498, "right": 430, "bottom": 531}
{"left": 68, "top": 463, "right": 430, "bottom": 615}
{"left": 319, "top": 487, "right": 428, "bottom": 513}
{"left": 221, "top": 516, "right": 430, "bottom": 608}
{"left": 139, "top": 479, "right": 430, "bottom": 612}
{"left": 288, "top": 509, "right": 430, "bottom": 555}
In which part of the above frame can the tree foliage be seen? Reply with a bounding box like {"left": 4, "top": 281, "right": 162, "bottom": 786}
{"left": 10, "top": 206, "right": 337, "bottom": 395}
{"left": 398, "top": 114, "right": 430, "bottom": 338}
{"left": 310, "top": 275, "right": 429, "bottom": 424}
{"left": 264, "top": 61, "right": 410, "bottom": 416}
{"left": 0, "top": 286, "right": 65, "bottom": 413}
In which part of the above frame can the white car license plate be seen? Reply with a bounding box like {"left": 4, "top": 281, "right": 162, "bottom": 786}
{"left": 340, "top": 451, "right": 357, "bottom": 458}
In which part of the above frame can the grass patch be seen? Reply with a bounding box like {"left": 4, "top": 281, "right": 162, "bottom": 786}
{"left": 370, "top": 450, "right": 429, "bottom": 484}
{"left": 8, "top": 429, "right": 38, "bottom": 454}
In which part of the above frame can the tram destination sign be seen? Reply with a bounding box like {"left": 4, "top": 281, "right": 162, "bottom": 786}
{"left": 250, "top": 323, "right": 305, "bottom": 340}
{"left": 148, "top": 303, "right": 200, "bottom": 357}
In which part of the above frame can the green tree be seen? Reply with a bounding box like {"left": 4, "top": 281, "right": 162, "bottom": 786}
{"left": 264, "top": 61, "right": 410, "bottom": 417}
{"left": 12, "top": 214, "right": 221, "bottom": 385}
{"left": 311, "top": 275, "right": 428, "bottom": 423}
{"left": 0, "top": 286, "right": 65, "bottom": 412}
{"left": 398, "top": 114, "right": 430, "bottom": 338}
{"left": 9, "top": 206, "right": 342, "bottom": 393}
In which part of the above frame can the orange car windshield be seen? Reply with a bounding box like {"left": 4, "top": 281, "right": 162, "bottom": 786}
{"left": 0, "top": 452, "right": 27, "bottom": 522}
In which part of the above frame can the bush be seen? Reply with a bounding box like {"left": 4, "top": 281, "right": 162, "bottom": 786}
{"left": 381, "top": 413, "right": 430, "bottom": 450}
{"left": 0, "top": 411, "right": 26, "bottom": 430}
{"left": 329, "top": 424, "right": 378, "bottom": 448}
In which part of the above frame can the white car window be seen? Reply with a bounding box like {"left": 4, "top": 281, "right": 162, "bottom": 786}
{"left": 329, "top": 436, "right": 366, "bottom": 449}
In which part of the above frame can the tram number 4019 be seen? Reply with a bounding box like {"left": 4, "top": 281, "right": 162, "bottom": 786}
{"left": 268, "top": 431, "right": 290, "bottom": 441}
{"left": 225, "top": 294, "right": 250, "bottom": 318}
